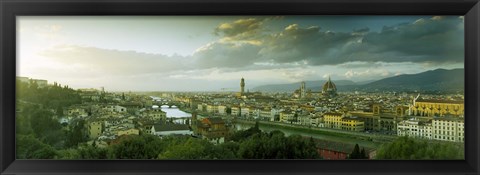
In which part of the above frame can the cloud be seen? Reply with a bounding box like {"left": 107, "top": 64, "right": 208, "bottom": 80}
{"left": 171, "top": 16, "right": 464, "bottom": 74}
{"left": 196, "top": 16, "right": 464, "bottom": 70}
{"left": 39, "top": 45, "right": 190, "bottom": 76}
{"left": 21, "top": 24, "right": 68, "bottom": 47}
{"left": 337, "top": 61, "right": 385, "bottom": 69}
{"left": 352, "top": 27, "right": 370, "bottom": 35}
{"left": 38, "top": 16, "right": 464, "bottom": 79}
{"left": 279, "top": 69, "right": 317, "bottom": 82}
{"left": 358, "top": 16, "right": 464, "bottom": 63}
{"left": 344, "top": 69, "right": 391, "bottom": 79}
{"left": 192, "top": 41, "right": 262, "bottom": 69}
{"left": 259, "top": 24, "right": 358, "bottom": 64}
{"left": 214, "top": 18, "right": 264, "bottom": 41}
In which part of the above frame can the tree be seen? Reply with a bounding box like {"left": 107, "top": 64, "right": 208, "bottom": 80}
{"left": 57, "top": 149, "right": 80, "bottom": 159}
{"left": 226, "top": 107, "right": 232, "bottom": 115}
{"left": 16, "top": 110, "right": 33, "bottom": 135}
{"left": 375, "top": 136, "right": 464, "bottom": 159}
{"left": 350, "top": 144, "right": 361, "bottom": 159}
{"left": 29, "top": 109, "right": 64, "bottom": 147}
{"left": 361, "top": 148, "right": 367, "bottom": 159}
{"left": 77, "top": 145, "right": 108, "bottom": 159}
{"left": 349, "top": 144, "right": 368, "bottom": 159}
{"left": 229, "top": 124, "right": 261, "bottom": 141}
{"left": 236, "top": 130, "right": 319, "bottom": 159}
{"left": 159, "top": 137, "right": 214, "bottom": 159}
{"left": 108, "top": 135, "right": 166, "bottom": 159}
{"left": 16, "top": 134, "right": 57, "bottom": 159}
{"left": 65, "top": 119, "right": 87, "bottom": 148}
{"left": 254, "top": 121, "right": 260, "bottom": 131}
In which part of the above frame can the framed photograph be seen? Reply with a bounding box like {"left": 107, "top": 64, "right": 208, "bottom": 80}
{"left": 1, "top": 0, "right": 479, "bottom": 174}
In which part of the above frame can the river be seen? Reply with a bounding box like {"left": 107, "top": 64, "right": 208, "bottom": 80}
{"left": 150, "top": 96, "right": 192, "bottom": 118}
{"left": 160, "top": 105, "right": 191, "bottom": 118}
{"left": 149, "top": 96, "right": 378, "bottom": 149}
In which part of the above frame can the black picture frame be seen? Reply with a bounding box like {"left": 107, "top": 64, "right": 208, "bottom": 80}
{"left": 1, "top": 0, "right": 479, "bottom": 174}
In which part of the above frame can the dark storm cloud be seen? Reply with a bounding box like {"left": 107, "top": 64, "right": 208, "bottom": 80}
{"left": 359, "top": 17, "right": 464, "bottom": 63}
{"left": 259, "top": 24, "right": 358, "bottom": 65}
{"left": 267, "top": 16, "right": 462, "bottom": 65}
{"left": 196, "top": 16, "right": 463, "bottom": 69}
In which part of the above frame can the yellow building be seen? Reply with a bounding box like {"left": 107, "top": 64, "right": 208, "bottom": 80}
{"left": 280, "top": 111, "right": 295, "bottom": 123}
{"left": 324, "top": 113, "right": 365, "bottom": 132}
{"left": 349, "top": 112, "right": 379, "bottom": 131}
{"left": 197, "top": 104, "right": 204, "bottom": 111}
{"left": 88, "top": 121, "right": 103, "bottom": 139}
{"left": 412, "top": 99, "right": 464, "bottom": 117}
{"left": 218, "top": 105, "right": 227, "bottom": 115}
{"left": 231, "top": 106, "right": 240, "bottom": 116}
{"left": 341, "top": 117, "right": 365, "bottom": 132}
{"left": 116, "top": 128, "right": 140, "bottom": 136}
{"left": 206, "top": 104, "right": 218, "bottom": 113}
{"left": 323, "top": 113, "right": 343, "bottom": 129}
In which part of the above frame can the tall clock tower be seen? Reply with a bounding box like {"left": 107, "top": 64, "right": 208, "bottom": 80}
{"left": 240, "top": 77, "right": 245, "bottom": 95}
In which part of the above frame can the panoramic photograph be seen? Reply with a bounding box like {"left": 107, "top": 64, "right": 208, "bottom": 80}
{"left": 16, "top": 16, "right": 464, "bottom": 160}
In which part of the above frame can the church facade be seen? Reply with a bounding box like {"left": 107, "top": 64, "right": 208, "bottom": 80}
{"left": 294, "top": 76, "right": 338, "bottom": 99}
{"left": 410, "top": 99, "right": 464, "bottom": 117}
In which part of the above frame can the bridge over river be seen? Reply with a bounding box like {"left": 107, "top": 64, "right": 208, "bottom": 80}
{"left": 150, "top": 96, "right": 186, "bottom": 108}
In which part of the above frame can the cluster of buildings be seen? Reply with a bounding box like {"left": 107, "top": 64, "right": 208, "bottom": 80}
{"left": 191, "top": 114, "right": 229, "bottom": 144}
{"left": 60, "top": 87, "right": 232, "bottom": 147}
{"left": 396, "top": 98, "right": 464, "bottom": 142}
{"left": 26, "top": 74, "right": 464, "bottom": 151}
{"left": 179, "top": 77, "right": 465, "bottom": 143}
{"left": 63, "top": 101, "right": 155, "bottom": 147}
{"left": 17, "top": 74, "right": 465, "bottom": 161}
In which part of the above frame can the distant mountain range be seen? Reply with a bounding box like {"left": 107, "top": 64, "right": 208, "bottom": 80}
{"left": 251, "top": 68, "right": 464, "bottom": 93}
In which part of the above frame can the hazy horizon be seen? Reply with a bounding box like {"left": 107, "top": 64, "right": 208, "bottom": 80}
{"left": 17, "top": 16, "right": 464, "bottom": 91}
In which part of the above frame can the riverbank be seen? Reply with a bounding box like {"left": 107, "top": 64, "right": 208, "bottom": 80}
{"left": 234, "top": 119, "right": 396, "bottom": 149}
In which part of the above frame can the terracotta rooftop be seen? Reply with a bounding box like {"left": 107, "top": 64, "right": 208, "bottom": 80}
{"left": 203, "top": 117, "right": 225, "bottom": 124}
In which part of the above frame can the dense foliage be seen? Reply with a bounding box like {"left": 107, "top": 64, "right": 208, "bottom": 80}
{"left": 64, "top": 119, "right": 88, "bottom": 148}
{"left": 16, "top": 82, "right": 317, "bottom": 160}
{"left": 17, "top": 101, "right": 320, "bottom": 160}
{"left": 16, "top": 81, "right": 84, "bottom": 158}
{"left": 348, "top": 144, "right": 368, "bottom": 159}
{"left": 375, "top": 136, "right": 464, "bottom": 159}
{"left": 16, "top": 134, "right": 57, "bottom": 159}
{"left": 54, "top": 126, "right": 320, "bottom": 160}
{"left": 17, "top": 80, "right": 82, "bottom": 114}
{"left": 236, "top": 130, "right": 319, "bottom": 159}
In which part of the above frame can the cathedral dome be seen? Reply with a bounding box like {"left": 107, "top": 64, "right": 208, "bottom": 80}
{"left": 322, "top": 76, "right": 337, "bottom": 92}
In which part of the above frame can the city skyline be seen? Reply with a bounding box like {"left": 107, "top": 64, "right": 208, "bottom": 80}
{"left": 17, "top": 16, "right": 464, "bottom": 91}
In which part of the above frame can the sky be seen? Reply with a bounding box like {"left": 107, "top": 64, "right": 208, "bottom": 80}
{"left": 17, "top": 16, "right": 464, "bottom": 92}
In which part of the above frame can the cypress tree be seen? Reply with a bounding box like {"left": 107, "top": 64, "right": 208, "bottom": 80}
{"left": 350, "top": 144, "right": 360, "bottom": 159}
